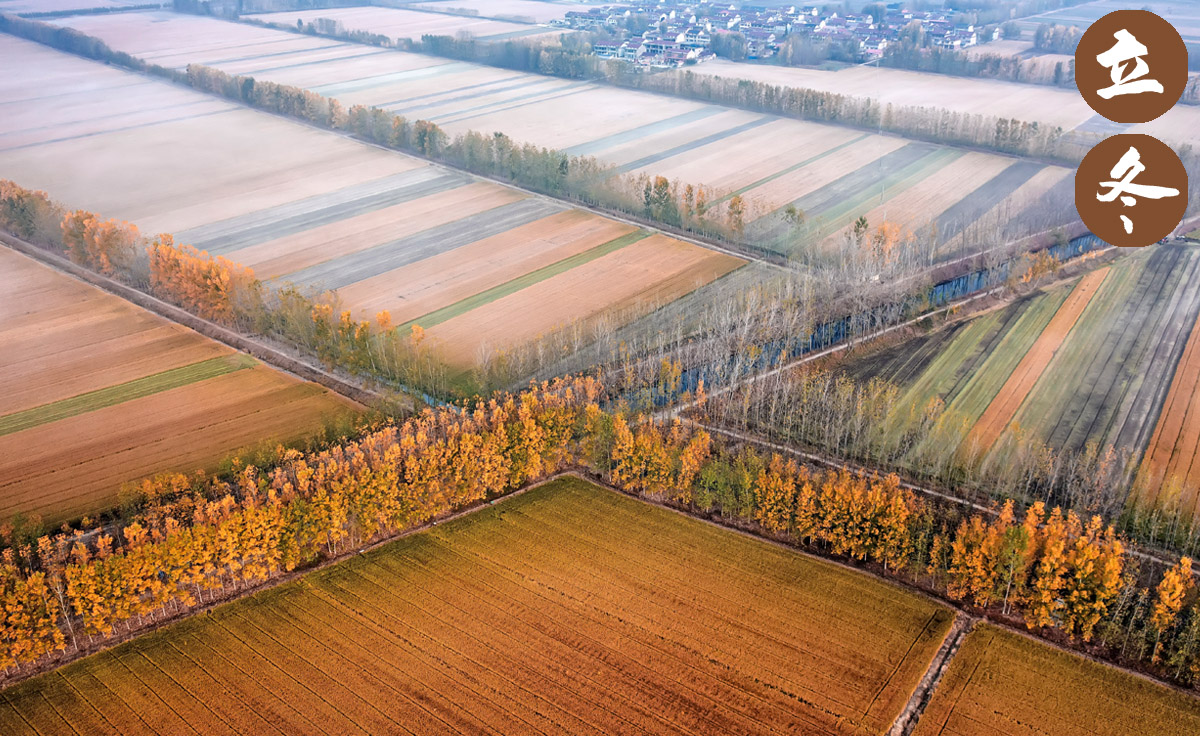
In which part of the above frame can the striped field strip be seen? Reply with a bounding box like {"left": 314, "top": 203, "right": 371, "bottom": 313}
{"left": 0, "top": 354, "right": 256, "bottom": 437}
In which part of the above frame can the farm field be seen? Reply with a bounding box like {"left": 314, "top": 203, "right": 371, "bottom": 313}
{"left": 0, "top": 0, "right": 146, "bottom": 13}
{"left": 0, "top": 246, "right": 360, "bottom": 525}
{"left": 913, "top": 624, "right": 1200, "bottom": 736}
{"left": 0, "top": 34, "right": 742, "bottom": 368}
{"left": 47, "top": 11, "right": 1070, "bottom": 261}
{"left": 684, "top": 59, "right": 1200, "bottom": 146}
{"left": 410, "top": 0, "right": 585, "bottom": 23}
{"left": 1023, "top": 0, "right": 1200, "bottom": 45}
{"left": 0, "top": 476, "right": 954, "bottom": 735}
{"left": 964, "top": 38, "right": 1035, "bottom": 57}
{"left": 247, "top": 6, "right": 570, "bottom": 44}
{"left": 840, "top": 245, "right": 1200, "bottom": 508}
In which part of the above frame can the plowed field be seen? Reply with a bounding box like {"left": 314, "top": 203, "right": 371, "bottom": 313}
{"left": 0, "top": 246, "right": 359, "bottom": 524}
{"left": 46, "top": 10, "right": 1062, "bottom": 262}
{"left": 913, "top": 624, "right": 1200, "bottom": 736}
{"left": 0, "top": 34, "right": 740, "bottom": 369}
{"left": 0, "top": 476, "right": 955, "bottom": 735}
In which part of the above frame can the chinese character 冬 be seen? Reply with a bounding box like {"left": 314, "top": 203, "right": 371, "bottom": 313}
{"left": 1095, "top": 29, "right": 1165, "bottom": 99}
{"left": 1096, "top": 146, "right": 1181, "bottom": 234}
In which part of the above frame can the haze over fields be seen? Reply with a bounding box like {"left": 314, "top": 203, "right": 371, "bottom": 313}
{"left": 51, "top": 11, "right": 1081, "bottom": 262}
{"left": 2, "top": 0, "right": 1200, "bottom": 733}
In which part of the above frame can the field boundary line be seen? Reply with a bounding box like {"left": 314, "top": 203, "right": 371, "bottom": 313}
{"left": 887, "top": 613, "right": 975, "bottom": 736}
{"left": 591, "top": 472, "right": 1200, "bottom": 704}
{"left": 0, "top": 235, "right": 393, "bottom": 411}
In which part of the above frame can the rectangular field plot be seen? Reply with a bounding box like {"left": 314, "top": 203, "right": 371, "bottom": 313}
{"left": 1, "top": 34, "right": 738, "bottom": 368}
{"left": 0, "top": 476, "right": 955, "bottom": 735}
{"left": 47, "top": 11, "right": 1057, "bottom": 261}
{"left": 0, "top": 247, "right": 360, "bottom": 525}
{"left": 838, "top": 245, "right": 1200, "bottom": 511}
{"left": 913, "top": 624, "right": 1200, "bottom": 736}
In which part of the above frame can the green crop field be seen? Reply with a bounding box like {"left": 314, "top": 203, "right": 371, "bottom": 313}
{"left": 838, "top": 245, "right": 1200, "bottom": 504}
{"left": 913, "top": 624, "right": 1200, "bottom": 736}
{"left": 0, "top": 477, "right": 954, "bottom": 735}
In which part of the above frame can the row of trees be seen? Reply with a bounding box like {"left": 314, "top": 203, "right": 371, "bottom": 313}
{"left": 1, "top": 376, "right": 602, "bottom": 668}
{"left": 0, "top": 13, "right": 763, "bottom": 251}
{"left": 707, "top": 362, "right": 1200, "bottom": 558}
{"left": 7, "top": 382, "right": 1200, "bottom": 688}
{"left": 881, "top": 43, "right": 1076, "bottom": 87}
{"left": 228, "top": 13, "right": 1095, "bottom": 162}
{"left": 713, "top": 366, "right": 1128, "bottom": 506}
{"left": 147, "top": 235, "right": 257, "bottom": 323}
{"left": 184, "top": 63, "right": 755, "bottom": 249}
{"left": 614, "top": 68, "right": 1079, "bottom": 162}
{"left": 0, "top": 180, "right": 453, "bottom": 397}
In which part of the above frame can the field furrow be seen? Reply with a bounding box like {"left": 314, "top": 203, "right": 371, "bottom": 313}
{"left": 966, "top": 267, "right": 1110, "bottom": 451}
{"left": 0, "top": 246, "right": 357, "bottom": 523}
{"left": 0, "top": 478, "right": 954, "bottom": 734}
{"left": 912, "top": 625, "right": 1200, "bottom": 736}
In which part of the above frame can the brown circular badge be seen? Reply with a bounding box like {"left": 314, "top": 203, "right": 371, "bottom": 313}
{"left": 1076, "top": 10, "right": 1188, "bottom": 123}
{"left": 1076, "top": 134, "right": 1188, "bottom": 247}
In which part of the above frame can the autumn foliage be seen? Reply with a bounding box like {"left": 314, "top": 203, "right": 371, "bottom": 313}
{"left": 1, "top": 376, "right": 601, "bottom": 668}
{"left": 148, "top": 235, "right": 259, "bottom": 323}
{"left": 59, "top": 210, "right": 139, "bottom": 276}
{"left": 1, "top": 378, "right": 1199, "bottom": 686}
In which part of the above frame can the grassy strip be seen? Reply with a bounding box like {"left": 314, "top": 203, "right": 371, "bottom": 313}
{"left": 711, "top": 132, "right": 873, "bottom": 207}
{"left": 402, "top": 230, "right": 651, "bottom": 331}
{"left": 943, "top": 284, "right": 1072, "bottom": 423}
{"left": 0, "top": 354, "right": 256, "bottom": 437}
{"left": 1188, "top": 229, "right": 1200, "bottom": 241}
{"left": 1014, "top": 249, "right": 1156, "bottom": 450}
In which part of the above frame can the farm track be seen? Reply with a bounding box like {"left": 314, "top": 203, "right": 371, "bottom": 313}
{"left": 966, "top": 267, "right": 1110, "bottom": 451}
{"left": 887, "top": 613, "right": 974, "bottom": 736}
